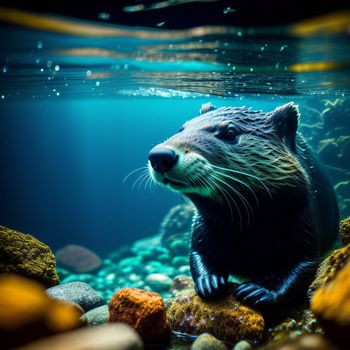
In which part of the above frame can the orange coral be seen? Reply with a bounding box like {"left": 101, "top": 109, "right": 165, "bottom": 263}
{"left": 108, "top": 288, "right": 170, "bottom": 346}
{"left": 311, "top": 260, "right": 350, "bottom": 345}
{"left": 0, "top": 274, "right": 83, "bottom": 349}
{"left": 166, "top": 287, "right": 264, "bottom": 344}
{"left": 340, "top": 216, "right": 350, "bottom": 246}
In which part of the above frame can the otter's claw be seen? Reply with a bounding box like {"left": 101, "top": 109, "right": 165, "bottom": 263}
{"left": 195, "top": 274, "right": 228, "bottom": 300}
{"left": 234, "top": 283, "right": 277, "bottom": 308}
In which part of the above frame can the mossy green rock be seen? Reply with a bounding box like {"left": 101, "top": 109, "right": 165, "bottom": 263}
{"left": 0, "top": 226, "right": 59, "bottom": 287}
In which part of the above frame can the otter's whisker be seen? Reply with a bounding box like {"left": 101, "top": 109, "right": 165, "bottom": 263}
{"left": 138, "top": 173, "right": 152, "bottom": 190}
{"left": 132, "top": 171, "right": 149, "bottom": 189}
{"left": 211, "top": 164, "right": 272, "bottom": 199}
{"left": 209, "top": 174, "right": 242, "bottom": 231}
{"left": 211, "top": 173, "right": 252, "bottom": 229}
{"left": 143, "top": 175, "right": 153, "bottom": 190}
{"left": 123, "top": 166, "right": 149, "bottom": 183}
{"left": 213, "top": 169, "right": 259, "bottom": 208}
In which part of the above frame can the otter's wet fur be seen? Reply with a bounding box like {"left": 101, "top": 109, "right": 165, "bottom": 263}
{"left": 149, "top": 102, "right": 339, "bottom": 311}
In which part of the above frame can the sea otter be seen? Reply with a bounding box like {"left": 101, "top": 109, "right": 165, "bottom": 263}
{"left": 148, "top": 102, "right": 339, "bottom": 310}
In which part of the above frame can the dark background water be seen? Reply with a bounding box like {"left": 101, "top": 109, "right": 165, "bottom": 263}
{"left": 0, "top": 98, "right": 285, "bottom": 255}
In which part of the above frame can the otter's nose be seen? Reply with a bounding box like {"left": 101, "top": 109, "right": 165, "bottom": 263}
{"left": 149, "top": 146, "right": 178, "bottom": 174}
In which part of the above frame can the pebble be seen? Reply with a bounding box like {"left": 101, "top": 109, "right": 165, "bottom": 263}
{"left": 80, "top": 305, "right": 109, "bottom": 326}
{"left": 145, "top": 273, "right": 172, "bottom": 291}
{"left": 191, "top": 333, "right": 227, "bottom": 350}
{"left": 233, "top": 340, "right": 253, "bottom": 350}
{"left": 15, "top": 323, "right": 143, "bottom": 350}
{"left": 46, "top": 281, "right": 105, "bottom": 312}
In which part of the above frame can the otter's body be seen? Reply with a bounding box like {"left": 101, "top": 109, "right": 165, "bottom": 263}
{"left": 149, "top": 103, "right": 338, "bottom": 310}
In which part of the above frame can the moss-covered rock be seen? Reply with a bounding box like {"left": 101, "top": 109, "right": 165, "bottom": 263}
{"left": 339, "top": 216, "right": 350, "bottom": 246}
{"left": 308, "top": 243, "right": 350, "bottom": 298}
{"left": 0, "top": 226, "right": 59, "bottom": 287}
{"left": 166, "top": 287, "right": 264, "bottom": 344}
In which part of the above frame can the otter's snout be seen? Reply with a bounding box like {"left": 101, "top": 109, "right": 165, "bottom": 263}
{"left": 148, "top": 146, "right": 178, "bottom": 174}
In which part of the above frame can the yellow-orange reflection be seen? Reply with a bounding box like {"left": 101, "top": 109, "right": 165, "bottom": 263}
{"left": 289, "top": 61, "right": 350, "bottom": 72}
{"left": 0, "top": 6, "right": 349, "bottom": 39}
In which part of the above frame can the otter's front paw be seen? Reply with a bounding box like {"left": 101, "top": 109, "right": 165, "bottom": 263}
{"left": 234, "top": 283, "right": 278, "bottom": 308}
{"left": 195, "top": 275, "right": 228, "bottom": 300}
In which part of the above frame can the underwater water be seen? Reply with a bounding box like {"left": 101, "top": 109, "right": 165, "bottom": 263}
{"left": 0, "top": 7, "right": 350, "bottom": 349}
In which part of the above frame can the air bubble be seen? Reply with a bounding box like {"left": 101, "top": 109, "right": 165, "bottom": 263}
{"left": 37, "top": 41, "right": 43, "bottom": 49}
{"left": 54, "top": 65, "right": 60, "bottom": 71}
{"left": 96, "top": 81, "right": 100, "bottom": 87}
{"left": 2, "top": 65, "right": 8, "bottom": 73}
{"left": 86, "top": 70, "right": 92, "bottom": 76}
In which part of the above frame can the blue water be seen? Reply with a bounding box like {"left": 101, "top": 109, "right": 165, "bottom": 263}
{"left": 0, "top": 10, "right": 350, "bottom": 256}
{"left": 0, "top": 98, "right": 286, "bottom": 254}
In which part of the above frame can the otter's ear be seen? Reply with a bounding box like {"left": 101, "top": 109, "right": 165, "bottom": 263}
{"left": 271, "top": 102, "right": 299, "bottom": 150}
{"left": 199, "top": 102, "right": 216, "bottom": 115}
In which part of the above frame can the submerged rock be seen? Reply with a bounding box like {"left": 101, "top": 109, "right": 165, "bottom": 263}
{"left": 233, "top": 340, "right": 253, "bottom": 350}
{"left": 80, "top": 305, "right": 109, "bottom": 326}
{"left": 56, "top": 244, "right": 102, "bottom": 273}
{"left": 0, "top": 274, "right": 82, "bottom": 350}
{"left": 109, "top": 288, "right": 170, "bottom": 346}
{"left": 311, "top": 260, "right": 350, "bottom": 346}
{"left": 257, "top": 334, "right": 342, "bottom": 350}
{"left": 47, "top": 281, "right": 105, "bottom": 312}
{"left": 159, "top": 203, "right": 194, "bottom": 255}
{"left": 170, "top": 275, "right": 194, "bottom": 293}
{"left": 145, "top": 273, "right": 172, "bottom": 292}
{"left": 166, "top": 287, "right": 264, "bottom": 344}
{"left": 265, "top": 309, "right": 322, "bottom": 343}
{"left": 339, "top": 216, "right": 350, "bottom": 245}
{"left": 191, "top": 333, "right": 227, "bottom": 350}
{"left": 0, "top": 226, "right": 59, "bottom": 287}
{"left": 15, "top": 323, "right": 143, "bottom": 350}
{"left": 308, "top": 243, "right": 350, "bottom": 297}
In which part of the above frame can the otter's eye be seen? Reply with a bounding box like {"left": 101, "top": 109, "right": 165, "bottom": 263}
{"left": 216, "top": 126, "right": 238, "bottom": 143}
{"left": 179, "top": 126, "right": 184, "bottom": 132}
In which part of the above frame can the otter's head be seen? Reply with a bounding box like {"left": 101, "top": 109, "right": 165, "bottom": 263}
{"left": 148, "top": 102, "right": 309, "bottom": 213}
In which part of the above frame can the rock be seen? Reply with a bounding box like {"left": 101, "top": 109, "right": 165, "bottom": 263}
{"left": 109, "top": 288, "right": 170, "bottom": 346}
{"left": 233, "top": 340, "right": 253, "bottom": 350}
{"left": 131, "top": 235, "right": 162, "bottom": 254}
{"left": 0, "top": 226, "right": 59, "bottom": 287}
{"left": 47, "top": 281, "right": 105, "bottom": 312}
{"left": 191, "top": 333, "right": 227, "bottom": 350}
{"left": 56, "top": 244, "right": 102, "bottom": 273}
{"left": 0, "top": 274, "right": 82, "bottom": 350}
{"left": 145, "top": 273, "right": 172, "bottom": 292}
{"left": 256, "top": 334, "right": 341, "bottom": 350}
{"left": 159, "top": 203, "right": 194, "bottom": 255}
{"left": 108, "top": 245, "right": 134, "bottom": 263}
{"left": 170, "top": 275, "right": 194, "bottom": 293}
{"left": 15, "top": 323, "right": 143, "bottom": 350}
{"left": 340, "top": 216, "right": 350, "bottom": 245}
{"left": 311, "top": 260, "right": 350, "bottom": 346}
{"left": 308, "top": 243, "right": 350, "bottom": 297}
{"left": 80, "top": 305, "right": 109, "bottom": 326}
{"left": 265, "top": 309, "right": 321, "bottom": 343}
{"left": 172, "top": 256, "right": 188, "bottom": 268}
{"left": 169, "top": 239, "right": 190, "bottom": 256}
{"left": 166, "top": 287, "right": 264, "bottom": 344}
